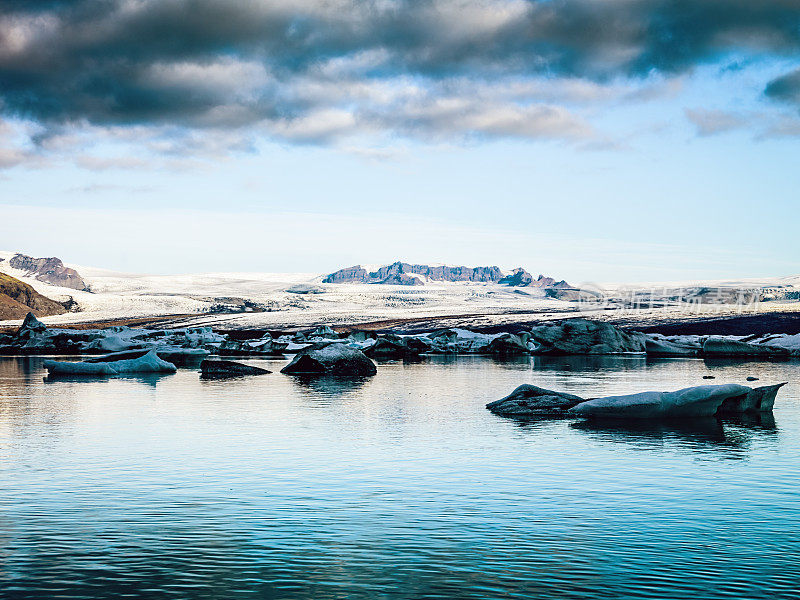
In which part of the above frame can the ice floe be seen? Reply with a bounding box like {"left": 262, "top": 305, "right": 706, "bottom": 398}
{"left": 44, "top": 350, "right": 177, "bottom": 376}
{"left": 568, "top": 383, "right": 782, "bottom": 419}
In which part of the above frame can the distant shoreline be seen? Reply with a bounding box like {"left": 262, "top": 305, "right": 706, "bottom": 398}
{"left": 4, "top": 308, "right": 800, "bottom": 338}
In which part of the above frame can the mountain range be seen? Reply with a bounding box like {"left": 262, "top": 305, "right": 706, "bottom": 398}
{"left": 323, "top": 262, "right": 571, "bottom": 288}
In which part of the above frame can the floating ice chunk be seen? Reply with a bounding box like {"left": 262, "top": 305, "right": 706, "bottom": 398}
{"left": 486, "top": 384, "right": 585, "bottom": 417}
{"left": 200, "top": 359, "right": 271, "bottom": 379}
{"left": 529, "top": 319, "right": 646, "bottom": 355}
{"left": 281, "top": 343, "right": 376, "bottom": 375}
{"left": 644, "top": 336, "right": 699, "bottom": 356}
{"left": 44, "top": 350, "right": 177, "bottom": 376}
{"left": 85, "top": 333, "right": 139, "bottom": 352}
{"left": 702, "top": 337, "right": 789, "bottom": 357}
{"left": 569, "top": 384, "right": 753, "bottom": 419}
{"left": 760, "top": 333, "right": 800, "bottom": 354}
{"left": 717, "top": 382, "right": 788, "bottom": 414}
{"left": 184, "top": 327, "right": 226, "bottom": 348}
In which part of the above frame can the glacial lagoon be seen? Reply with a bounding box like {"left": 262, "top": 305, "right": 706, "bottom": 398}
{"left": 1, "top": 354, "right": 799, "bottom": 599}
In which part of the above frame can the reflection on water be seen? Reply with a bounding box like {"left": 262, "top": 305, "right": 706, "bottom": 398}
{"left": 533, "top": 353, "right": 651, "bottom": 373}
{"left": 286, "top": 373, "right": 373, "bottom": 397}
{"left": 572, "top": 417, "right": 735, "bottom": 450}
{"left": 1, "top": 355, "right": 800, "bottom": 599}
{"left": 43, "top": 372, "right": 174, "bottom": 387}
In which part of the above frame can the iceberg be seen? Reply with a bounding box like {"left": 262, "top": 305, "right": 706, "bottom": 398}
{"left": 44, "top": 350, "right": 177, "bottom": 376}
{"left": 760, "top": 333, "right": 800, "bottom": 354}
{"left": 486, "top": 384, "right": 585, "bottom": 417}
{"left": 702, "top": 337, "right": 789, "bottom": 358}
{"left": 281, "top": 343, "right": 377, "bottom": 376}
{"left": 528, "top": 319, "right": 647, "bottom": 355}
{"left": 717, "top": 382, "right": 787, "bottom": 414}
{"left": 569, "top": 384, "right": 758, "bottom": 419}
{"left": 644, "top": 336, "right": 699, "bottom": 356}
{"left": 200, "top": 359, "right": 271, "bottom": 379}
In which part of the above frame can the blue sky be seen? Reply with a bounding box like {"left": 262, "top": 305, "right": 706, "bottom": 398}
{"left": 1, "top": 1, "right": 799, "bottom": 282}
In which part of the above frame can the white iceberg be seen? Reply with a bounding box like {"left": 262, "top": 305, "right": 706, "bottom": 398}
{"left": 85, "top": 333, "right": 140, "bottom": 352}
{"left": 184, "top": 327, "right": 226, "bottom": 348}
{"left": 44, "top": 350, "right": 177, "bottom": 376}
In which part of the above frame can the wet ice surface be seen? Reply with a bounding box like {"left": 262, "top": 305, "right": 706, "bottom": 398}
{"left": 1, "top": 355, "right": 799, "bottom": 599}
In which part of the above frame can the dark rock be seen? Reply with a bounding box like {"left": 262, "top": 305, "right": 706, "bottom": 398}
{"left": 498, "top": 268, "right": 533, "bottom": 286}
{"left": 746, "top": 376, "right": 759, "bottom": 381}
{"left": 324, "top": 262, "right": 504, "bottom": 285}
{"left": 487, "top": 384, "right": 585, "bottom": 417}
{"left": 200, "top": 359, "right": 271, "bottom": 378}
{"left": 703, "top": 375, "right": 715, "bottom": 379}
{"left": 286, "top": 283, "right": 326, "bottom": 294}
{"left": 531, "top": 274, "right": 571, "bottom": 289}
{"left": 323, "top": 262, "right": 573, "bottom": 289}
{"left": 372, "top": 273, "right": 423, "bottom": 286}
{"left": 322, "top": 265, "right": 369, "bottom": 283}
{"left": 60, "top": 296, "right": 80, "bottom": 312}
{"left": 498, "top": 272, "right": 577, "bottom": 295}
{"left": 281, "top": 344, "right": 377, "bottom": 376}
{"left": 544, "top": 287, "right": 602, "bottom": 301}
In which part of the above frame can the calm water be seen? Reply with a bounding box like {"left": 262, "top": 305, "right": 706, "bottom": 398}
{"left": 1, "top": 355, "right": 799, "bottom": 599}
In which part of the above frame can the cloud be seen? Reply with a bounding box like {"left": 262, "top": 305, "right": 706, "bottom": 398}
{"left": 758, "top": 115, "right": 800, "bottom": 138}
{"left": 0, "top": 0, "right": 799, "bottom": 164}
{"left": 765, "top": 67, "right": 800, "bottom": 106}
{"left": 685, "top": 108, "right": 749, "bottom": 136}
{"left": 75, "top": 155, "right": 151, "bottom": 171}
{"left": 66, "top": 183, "right": 156, "bottom": 194}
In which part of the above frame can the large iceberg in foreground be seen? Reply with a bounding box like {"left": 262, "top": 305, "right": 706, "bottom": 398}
{"left": 568, "top": 383, "right": 784, "bottom": 419}
{"left": 44, "top": 350, "right": 177, "bottom": 376}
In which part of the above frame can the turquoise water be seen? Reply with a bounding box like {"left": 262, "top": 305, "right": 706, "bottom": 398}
{"left": 1, "top": 355, "right": 799, "bottom": 599}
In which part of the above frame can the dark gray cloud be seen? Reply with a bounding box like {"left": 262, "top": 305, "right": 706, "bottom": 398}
{"left": 1, "top": 0, "right": 799, "bottom": 152}
{"left": 765, "top": 67, "right": 800, "bottom": 106}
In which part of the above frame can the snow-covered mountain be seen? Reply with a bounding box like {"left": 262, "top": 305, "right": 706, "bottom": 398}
{"left": 323, "top": 261, "right": 571, "bottom": 288}
{"left": 1, "top": 252, "right": 87, "bottom": 290}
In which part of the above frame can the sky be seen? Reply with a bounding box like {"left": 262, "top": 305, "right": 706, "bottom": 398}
{"left": 1, "top": 0, "right": 799, "bottom": 283}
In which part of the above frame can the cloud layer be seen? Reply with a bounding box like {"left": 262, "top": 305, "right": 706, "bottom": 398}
{"left": 1, "top": 0, "right": 800, "bottom": 162}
